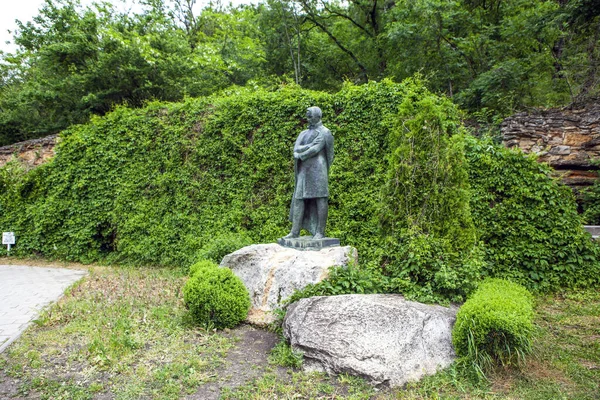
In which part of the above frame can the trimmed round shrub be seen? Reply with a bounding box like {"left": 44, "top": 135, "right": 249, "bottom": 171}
{"left": 188, "top": 259, "right": 219, "bottom": 276}
{"left": 183, "top": 266, "right": 250, "bottom": 329}
{"left": 452, "top": 278, "right": 534, "bottom": 368}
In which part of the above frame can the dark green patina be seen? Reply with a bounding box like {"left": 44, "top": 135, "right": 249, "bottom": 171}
{"left": 279, "top": 107, "right": 340, "bottom": 250}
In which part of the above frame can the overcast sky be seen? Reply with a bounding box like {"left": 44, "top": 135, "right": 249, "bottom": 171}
{"left": 0, "top": 0, "right": 134, "bottom": 53}
{"left": 0, "top": 0, "right": 242, "bottom": 53}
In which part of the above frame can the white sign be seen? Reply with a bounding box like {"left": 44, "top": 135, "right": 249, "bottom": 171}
{"left": 2, "top": 232, "right": 15, "bottom": 245}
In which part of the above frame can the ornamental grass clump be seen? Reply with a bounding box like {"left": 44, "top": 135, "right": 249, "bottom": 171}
{"left": 452, "top": 278, "right": 534, "bottom": 371}
{"left": 183, "top": 262, "right": 250, "bottom": 330}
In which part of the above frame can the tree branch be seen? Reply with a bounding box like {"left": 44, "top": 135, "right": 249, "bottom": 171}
{"left": 320, "top": 1, "right": 373, "bottom": 37}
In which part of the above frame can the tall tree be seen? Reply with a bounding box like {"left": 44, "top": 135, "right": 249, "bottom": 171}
{"left": 0, "top": 0, "right": 266, "bottom": 145}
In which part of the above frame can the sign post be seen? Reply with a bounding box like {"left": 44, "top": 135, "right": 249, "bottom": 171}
{"left": 2, "top": 232, "right": 15, "bottom": 253}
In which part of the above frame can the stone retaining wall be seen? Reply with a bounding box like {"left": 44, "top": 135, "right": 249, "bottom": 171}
{"left": 0, "top": 135, "right": 58, "bottom": 168}
{"left": 501, "top": 103, "right": 600, "bottom": 190}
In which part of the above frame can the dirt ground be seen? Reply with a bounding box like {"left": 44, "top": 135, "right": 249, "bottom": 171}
{"left": 0, "top": 259, "right": 287, "bottom": 399}
{"left": 186, "top": 324, "right": 287, "bottom": 400}
{"left": 0, "top": 324, "right": 285, "bottom": 400}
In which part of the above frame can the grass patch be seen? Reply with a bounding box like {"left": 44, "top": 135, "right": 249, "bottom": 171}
{"left": 220, "top": 371, "right": 377, "bottom": 399}
{"left": 503, "top": 289, "right": 600, "bottom": 400}
{"left": 1, "top": 265, "right": 598, "bottom": 399}
{"left": 223, "top": 288, "right": 600, "bottom": 399}
{"left": 0, "top": 266, "right": 233, "bottom": 399}
{"left": 268, "top": 341, "right": 303, "bottom": 369}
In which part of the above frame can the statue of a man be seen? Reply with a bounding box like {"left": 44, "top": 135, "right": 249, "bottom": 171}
{"left": 284, "top": 106, "right": 334, "bottom": 240}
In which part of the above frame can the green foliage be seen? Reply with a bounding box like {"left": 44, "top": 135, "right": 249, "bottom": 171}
{"left": 2, "top": 0, "right": 598, "bottom": 145}
{"left": 381, "top": 81, "right": 474, "bottom": 245}
{"left": 0, "top": 80, "right": 405, "bottom": 268}
{"left": 381, "top": 232, "right": 485, "bottom": 304}
{"left": 188, "top": 259, "right": 219, "bottom": 277}
{"left": 183, "top": 265, "right": 250, "bottom": 330}
{"left": 269, "top": 341, "right": 303, "bottom": 369}
{"left": 452, "top": 278, "right": 534, "bottom": 372}
{"left": 465, "top": 135, "right": 600, "bottom": 291}
{"left": 386, "top": 0, "right": 584, "bottom": 118}
{"left": 196, "top": 233, "right": 253, "bottom": 264}
{"left": 285, "top": 263, "right": 388, "bottom": 306}
{"left": 0, "top": 0, "right": 265, "bottom": 145}
{"left": 1, "top": 78, "right": 597, "bottom": 303}
{"left": 582, "top": 175, "right": 600, "bottom": 224}
{"left": 379, "top": 80, "right": 483, "bottom": 302}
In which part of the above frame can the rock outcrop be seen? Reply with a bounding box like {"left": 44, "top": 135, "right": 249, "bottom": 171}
{"left": 501, "top": 104, "right": 600, "bottom": 190}
{"left": 283, "top": 294, "right": 457, "bottom": 387}
{"left": 0, "top": 135, "right": 58, "bottom": 168}
{"left": 220, "top": 243, "right": 357, "bottom": 326}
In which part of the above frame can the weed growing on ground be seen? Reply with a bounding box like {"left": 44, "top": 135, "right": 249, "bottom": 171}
{"left": 268, "top": 341, "right": 303, "bottom": 369}
{"left": 0, "top": 266, "right": 234, "bottom": 399}
{"left": 1, "top": 266, "right": 598, "bottom": 399}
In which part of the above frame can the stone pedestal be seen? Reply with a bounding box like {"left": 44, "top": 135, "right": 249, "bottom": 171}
{"left": 220, "top": 243, "right": 357, "bottom": 326}
{"left": 277, "top": 236, "right": 340, "bottom": 250}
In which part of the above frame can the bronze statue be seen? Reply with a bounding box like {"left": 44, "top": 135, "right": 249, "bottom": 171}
{"left": 283, "top": 106, "right": 334, "bottom": 240}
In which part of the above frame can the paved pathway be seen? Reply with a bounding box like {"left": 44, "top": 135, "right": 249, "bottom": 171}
{"left": 0, "top": 265, "right": 87, "bottom": 353}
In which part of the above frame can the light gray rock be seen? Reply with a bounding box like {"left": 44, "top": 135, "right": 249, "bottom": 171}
{"left": 549, "top": 145, "right": 571, "bottom": 155}
{"left": 220, "top": 243, "right": 357, "bottom": 326}
{"left": 283, "top": 294, "right": 457, "bottom": 387}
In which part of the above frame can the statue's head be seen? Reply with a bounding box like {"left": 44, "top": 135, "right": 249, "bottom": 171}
{"left": 306, "top": 106, "right": 322, "bottom": 125}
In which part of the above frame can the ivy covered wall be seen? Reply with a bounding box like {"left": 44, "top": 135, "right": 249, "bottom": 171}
{"left": 1, "top": 80, "right": 598, "bottom": 296}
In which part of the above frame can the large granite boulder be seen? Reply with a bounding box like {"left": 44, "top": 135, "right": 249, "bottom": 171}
{"left": 220, "top": 243, "right": 357, "bottom": 326}
{"left": 283, "top": 294, "right": 457, "bottom": 387}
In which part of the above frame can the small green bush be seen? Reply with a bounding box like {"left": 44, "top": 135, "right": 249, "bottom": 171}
{"left": 183, "top": 266, "right": 250, "bottom": 330}
{"left": 188, "top": 259, "right": 219, "bottom": 276}
{"left": 196, "top": 233, "right": 253, "bottom": 264}
{"left": 452, "top": 278, "right": 534, "bottom": 370}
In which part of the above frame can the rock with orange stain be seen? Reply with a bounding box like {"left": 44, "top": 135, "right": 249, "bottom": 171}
{"left": 220, "top": 243, "right": 357, "bottom": 326}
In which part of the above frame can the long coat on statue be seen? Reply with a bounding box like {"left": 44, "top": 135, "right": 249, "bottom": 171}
{"left": 289, "top": 122, "right": 334, "bottom": 235}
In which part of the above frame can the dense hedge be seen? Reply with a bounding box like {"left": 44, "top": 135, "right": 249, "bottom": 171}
{"left": 465, "top": 136, "right": 600, "bottom": 291}
{"left": 0, "top": 79, "right": 598, "bottom": 297}
{"left": 452, "top": 278, "right": 534, "bottom": 368}
{"left": 0, "top": 81, "right": 404, "bottom": 265}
